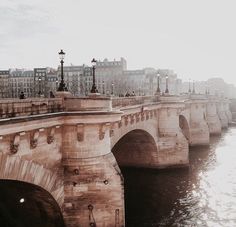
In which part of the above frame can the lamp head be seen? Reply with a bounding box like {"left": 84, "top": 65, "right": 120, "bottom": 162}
{"left": 91, "top": 58, "right": 97, "bottom": 67}
{"left": 59, "top": 49, "right": 65, "bottom": 60}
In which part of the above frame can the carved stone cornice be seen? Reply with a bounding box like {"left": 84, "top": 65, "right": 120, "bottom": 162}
{"left": 99, "top": 123, "right": 110, "bottom": 140}
{"left": 47, "top": 127, "right": 55, "bottom": 144}
{"left": 10, "top": 134, "right": 20, "bottom": 154}
{"left": 135, "top": 113, "right": 140, "bottom": 123}
{"left": 30, "top": 130, "right": 40, "bottom": 149}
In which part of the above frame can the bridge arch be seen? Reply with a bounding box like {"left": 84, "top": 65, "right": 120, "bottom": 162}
{"left": 0, "top": 153, "right": 64, "bottom": 208}
{"left": 0, "top": 179, "right": 65, "bottom": 227}
{"left": 111, "top": 129, "right": 158, "bottom": 168}
{"left": 179, "top": 114, "right": 190, "bottom": 141}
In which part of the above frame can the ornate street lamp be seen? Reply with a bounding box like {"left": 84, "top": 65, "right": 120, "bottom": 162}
{"left": 192, "top": 80, "right": 195, "bottom": 94}
{"left": 165, "top": 75, "right": 169, "bottom": 94}
{"left": 56, "top": 78, "right": 58, "bottom": 90}
{"left": 57, "top": 49, "right": 68, "bottom": 91}
{"left": 90, "top": 58, "right": 97, "bottom": 93}
{"left": 102, "top": 80, "right": 105, "bottom": 94}
{"left": 38, "top": 76, "right": 42, "bottom": 96}
{"left": 111, "top": 82, "right": 114, "bottom": 95}
{"left": 156, "top": 73, "right": 161, "bottom": 94}
{"left": 188, "top": 78, "right": 191, "bottom": 93}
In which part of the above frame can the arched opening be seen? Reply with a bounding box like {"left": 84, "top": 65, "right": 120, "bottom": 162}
{"left": 0, "top": 180, "right": 65, "bottom": 227}
{"left": 112, "top": 130, "right": 159, "bottom": 226}
{"left": 112, "top": 129, "right": 158, "bottom": 168}
{"left": 179, "top": 115, "right": 190, "bottom": 140}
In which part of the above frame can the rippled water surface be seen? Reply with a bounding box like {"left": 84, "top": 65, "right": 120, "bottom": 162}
{"left": 123, "top": 127, "right": 236, "bottom": 227}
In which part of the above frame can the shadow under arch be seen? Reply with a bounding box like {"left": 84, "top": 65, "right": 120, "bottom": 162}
{"left": 0, "top": 153, "right": 64, "bottom": 207}
{"left": 179, "top": 115, "right": 190, "bottom": 141}
{"left": 111, "top": 129, "right": 158, "bottom": 168}
{"left": 0, "top": 179, "right": 65, "bottom": 227}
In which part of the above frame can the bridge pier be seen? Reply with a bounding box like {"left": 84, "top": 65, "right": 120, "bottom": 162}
{"left": 62, "top": 98, "right": 125, "bottom": 227}
{"left": 224, "top": 101, "right": 232, "bottom": 123}
{"left": 63, "top": 152, "right": 124, "bottom": 227}
{"left": 157, "top": 97, "right": 189, "bottom": 168}
{"left": 206, "top": 100, "right": 221, "bottom": 135}
{"left": 188, "top": 100, "right": 210, "bottom": 146}
{"left": 217, "top": 101, "right": 229, "bottom": 128}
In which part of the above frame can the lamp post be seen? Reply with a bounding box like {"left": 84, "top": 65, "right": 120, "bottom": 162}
{"left": 192, "top": 80, "right": 195, "bottom": 94}
{"left": 165, "top": 75, "right": 169, "bottom": 94}
{"left": 205, "top": 82, "right": 208, "bottom": 95}
{"left": 38, "top": 76, "right": 42, "bottom": 96}
{"left": 90, "top": 58, "right": 97, "bottom": 93}
{"left": 111, "top": 82, "right": 114, "bottom": 95}
{"left": 57, "top": 49, "right": 67, "bottom": 91}
{"left": 56, "top": 78, "right": 58, "bottom": 90}
{"left": 188, "top": 78, "right": 191, "bottom": 93}
{"left": 156, "top": 73, "right": 161, "bottom": 94}
{"left": 102, "top": 80, "right": 105, "bottom": 95}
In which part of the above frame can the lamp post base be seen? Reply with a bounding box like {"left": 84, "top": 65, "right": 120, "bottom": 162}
{"left": 55, "top": 91, "right": 73, "bottom": 98}
{"left": 88, "top": 93, "right": 101, "bottom": 98}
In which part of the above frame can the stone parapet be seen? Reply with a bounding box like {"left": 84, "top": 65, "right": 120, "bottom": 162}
{"left": 112, "top": 95, "right": 158, "bottom": 108}
{"left": 0, "top": 98, "right": 64, "bottom": 118}
{"left": 65, "top": 96, "right": 112, "bottom": 111}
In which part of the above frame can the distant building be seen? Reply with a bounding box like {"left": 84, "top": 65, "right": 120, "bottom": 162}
{"left": 0, "top": 57, "right": 184, "bottom": 98}
{"left": 181, "top": 78, "right": 236, "bottom": 98}
{"left": 123, "top": 69, "right": 146, "bottom": 95}
{"left": 82, "top": 66, "right": 93, "bottom": 95}
{"left": 34, "top": 68, "right": 48, "bottom": 97}
{"left": 47, "top": 69, "right": 58, "bottom": 95}
{"left": 157, "top": 69, "right": 182, "bottom": 95}
{"left": 0, "top": 70, "right": 10, "bottom": 98}
{"left": 9, "top": 69, "right": 34, "bottom": 98}
{"left": 95, "top": 58, "right": 127, "bottom": 95}
{"left": 58, "top": 65, "right": 84, "bottom": 96}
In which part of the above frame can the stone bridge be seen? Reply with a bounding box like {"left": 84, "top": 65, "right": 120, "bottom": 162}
{"left": 0, "top": 93, "right": 232, "bottom": 226}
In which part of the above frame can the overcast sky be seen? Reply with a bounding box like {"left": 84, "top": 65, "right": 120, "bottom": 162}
{"left": 1, "top": 0, "right": 236, "bottom": 84}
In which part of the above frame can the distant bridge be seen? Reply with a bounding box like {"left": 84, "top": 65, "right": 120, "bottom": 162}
{"left": 0, "top": 93, "right": 232, "bottom": 226}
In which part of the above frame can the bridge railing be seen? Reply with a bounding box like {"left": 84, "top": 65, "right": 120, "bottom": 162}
{"left": 112, "top": 96, "right": 158, "bottom": 108}
{"left": 0, "top": 98, "right": 64, "bottom": 119}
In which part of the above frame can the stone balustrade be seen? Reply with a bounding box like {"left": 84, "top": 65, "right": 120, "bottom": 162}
{"left": 64, "top": 96, "right": 112, "bottom": 111}
{"left": 112, "top": 95, "right": 159, "bottom": 108}
{"left": 0, "top": 98, "right": 64, "bottom": 118}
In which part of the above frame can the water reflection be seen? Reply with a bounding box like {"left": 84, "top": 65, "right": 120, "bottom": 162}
{"left": 123, "top": 128, "right": 236, "bottom": 227}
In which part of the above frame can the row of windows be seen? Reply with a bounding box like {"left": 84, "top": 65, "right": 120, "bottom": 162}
{"left": 97, "top": 62, "right": 121, "bottom": 66}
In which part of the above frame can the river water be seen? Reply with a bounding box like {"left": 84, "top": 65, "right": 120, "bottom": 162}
{"left": 123, "top": 127, "right": 236, "bottom": 227}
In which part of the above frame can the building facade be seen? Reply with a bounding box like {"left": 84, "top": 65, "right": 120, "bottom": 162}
{"left": 0, "top": 70, "right": 10, "bottom": 98}
{"left": 59, "top": 66, "right": 84, "bottom": 96}
{"left": 0, "top": 57, "right": 185, "bottom": 98}
{"left": 9, "top": 69, "right": 34, "bottom": 98}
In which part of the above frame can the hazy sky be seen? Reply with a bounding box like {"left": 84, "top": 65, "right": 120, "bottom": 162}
{"left": 1, "top": 0, "right": 236, "bottom": 84}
